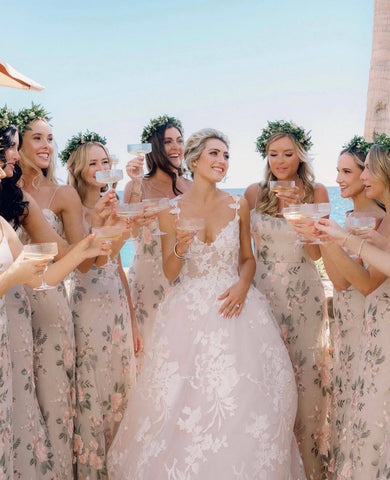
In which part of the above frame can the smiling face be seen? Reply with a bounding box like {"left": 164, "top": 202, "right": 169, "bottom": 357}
{"left": 2, "top": 130, "right": 21, "bottom": 178}
{"left": 82, "top": 144, "right": 111, "bottom": 188}
{"left": 195, "top": 138, "right": 229, "bottom": 182}
{"left": 163, "top": 127, "right": 184, "bottom": 169}
{"left": 336, "top": 152, "right": 365, "bottom": 199}
{"left": 267, "top": 135, "right": 301, "bottom": 181}
{"left": 360, "top": 156, "right": 386, "bottom": 201}
{"left": 20, "top": 119, "right": 53, "bottom": 171}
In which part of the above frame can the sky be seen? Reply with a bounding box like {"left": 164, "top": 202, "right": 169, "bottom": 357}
{"left": 2, "top": 0, "right": 373, "bottom": 190}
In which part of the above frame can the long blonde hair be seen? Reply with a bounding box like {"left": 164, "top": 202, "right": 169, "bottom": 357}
{"left": 256, "top": 132, "right": 315, "bottom": 215}
{"left": 366, "top": 144, "right": 390, "bottom": 196}
{"left": 67, "top": 142, "right": 111, "bottom": 204}
{"left": 19, "top": 119, "right": 58, "bottom": 187}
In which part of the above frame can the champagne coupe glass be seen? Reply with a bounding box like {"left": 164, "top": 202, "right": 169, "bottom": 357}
{"left": 142, "top": 197, "right": 171, "bottom": 236}
{"left": 96, "top": 169, "right": 123, "bottom": 191}
{"left": 176, "top": 217, "right": 205, "bottom": 233}
{"left": 115, "top": 203, "right": 144, "bottom": 241}
{"left": 300, "top": 203, "right": 331, "bottom": 244}
{"left": 282, "top": 205, "right": 307, "bottom": 245}
{"left": 345, "top": 213, "right": 376, "bottom": 234}
{"left": 127, "top": 143, "right": 152, "bottom": 178}
{"left": 269, "top": 180, "right": 296, "bottom": 214}
{"left": 344, "top": 213, "right": 376, "bottom": 257}
{"left": 91, "top": 225, "right": 123, "bottom": 242}
{"left": 23, "top": 242, "right": 58, "bottom": 291}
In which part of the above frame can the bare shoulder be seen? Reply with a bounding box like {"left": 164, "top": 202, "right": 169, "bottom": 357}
{"left": 244, "top": 183, "right": 260, "bottom": 209}
{"left": 314, "top": 182, "right": 329, "bottom": 202}
{"left": 180, "top": 177, "right": 193, "bottom": 192}
{"left": 55, "top": 185, "right": 83, "bottom": 207}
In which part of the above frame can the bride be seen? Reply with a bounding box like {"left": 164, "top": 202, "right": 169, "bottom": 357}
{"left": 108, "top": 128, "right": 305, "bottom": 479}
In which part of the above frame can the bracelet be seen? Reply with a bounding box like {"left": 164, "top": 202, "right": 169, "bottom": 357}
{"left": 358, "top": 239, "right": 366, "bottom": 258}
{"left": 173, "top": 241, "right": 185, "bottom": 260}
{"left": 342, "top": 234, "right": 352, "bottom": 248}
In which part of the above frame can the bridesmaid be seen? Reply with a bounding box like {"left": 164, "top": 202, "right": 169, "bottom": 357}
{"left": 123, "top": 115, "right": 191, "bottom": 358}
{"left": 17, "top": 103, "right": 84, "bottom": 478}
{"left": 315, "top": 134, "right": 390, "bottom": 479}
{"left": 63, "top": 131, "right": 139, "bottom": 479}
{"left": 0, "top": 107, "right": 112, "bottom": 479}
{"left": 319, "top": 136, "right": 384, "bottom": 476}
{"left": 244, "top": 120, "right": 331, "bottom": 479}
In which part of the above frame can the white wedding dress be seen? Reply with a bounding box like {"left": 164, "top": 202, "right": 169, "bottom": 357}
{"left": 108, "top": 195, "right": 305, "bottom": 480}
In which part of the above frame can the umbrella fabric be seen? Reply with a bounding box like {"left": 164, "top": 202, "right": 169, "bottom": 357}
{"left": 0, "top": 59, "right": 44, "bottom": 91}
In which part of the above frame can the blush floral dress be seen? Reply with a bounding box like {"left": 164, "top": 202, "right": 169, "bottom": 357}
{"left": 330, "top": 286, "right": 365, "bottom": 478}
{"left": 6, "top": 219, "right": 57, "bottom": 478}
{"left": 251, "top": 211, "right": 331, "bottom": 480}
{"left": 70, "top": 256, "right": 136, "bottom": 480}
{"left": 126, "top": 218, "right": 172, "bottom": 365}
{"left": 108, "top": 195, "right": 305, "bottom": 480}
{"left": 21, "top": 206, "right": 75, "bottom": 479}
{"left": 0, "top": 222, "right": 14, "bottom": 480}
{"left": 338, "top": 276, "right": 390, "bottom": 479}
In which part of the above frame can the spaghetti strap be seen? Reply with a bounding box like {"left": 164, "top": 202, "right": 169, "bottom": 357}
{"left": 47, "top": 187, "right": 60, "bottom": 210}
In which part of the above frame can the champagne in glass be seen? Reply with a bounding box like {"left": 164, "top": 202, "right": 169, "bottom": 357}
{"left": 91, "top": 225, "right": 123, "bottom": 242}
{"left": 345, "top": 214, "right": 376, "bottom": 234}
{"left": 23, "top": 242, "right": 58, "bottom": 291}
{"left": 142, "top": 198, "right": 171, "bottom": 236}
{"left": 300, "top": 203, "right": 331, "bottom": 244}
{"left": 282, "top": 205, "right": 307, "bottom": 245}
{"left": 176, "top": 217, "right": 205, "bottom": 233}
{"left": 269, "top": 180, "right": 296, "bottom": 214}
{"left": 95, "top": 169, "right": 123, "bottom": 190}
{"left": 127, "top": 143, "right": 152, "bottom": 178}
{"left": 115, "top": 203, "right": 143, "bottom": 241}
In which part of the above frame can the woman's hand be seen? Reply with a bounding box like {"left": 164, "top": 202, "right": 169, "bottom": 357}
{"left": 276, "top": 185, "right": 300, "bottom": 208}
{"left": 174, "top": 220, "right": 196, "bottom": 257}
{"left": 315, "top": 218, "right": 347, "bottom": 244}
{"left": 218, "top": 279, "right": 250, "bottom": 318}
{"left": 126, "top": 156, "right": 144, "bottom": 181}
{"left": 91, "top": 189, "right": 118, "bottom": 227}
{"left": 72, "top": 233, "right": 113, "bottom": 260}
{"left": 11, "top": 253, "right": 53, "bottom": 288}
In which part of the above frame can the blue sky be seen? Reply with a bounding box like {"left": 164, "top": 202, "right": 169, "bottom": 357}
{"left": 2, "top": 0, "right": 373, "bottom": 188}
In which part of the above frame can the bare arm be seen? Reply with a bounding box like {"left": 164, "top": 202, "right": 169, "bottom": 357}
{"left": 117, "top": 254, "right": 143, "bottom": 356}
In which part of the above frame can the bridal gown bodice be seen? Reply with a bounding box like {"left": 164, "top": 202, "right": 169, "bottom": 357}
{"left": 108, "top": 195, "right": 305, "bottom": 480}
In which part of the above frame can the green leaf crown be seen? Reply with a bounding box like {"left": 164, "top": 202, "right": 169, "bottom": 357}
{"left": 373, "top": 132, "right": 390, "bottom": 155}
{"left": 17, "top": 102, "right": 51, "bottom": 135}
{"left": 342, "top": 135, "right": 372, "bottom": 156}
{"left": 141, "top": 115, "right": 183, "bottom": 143}
{"left": 0, "top": 106, "right": 18, "bottom": 153}
{"left": 0, "top": 106, "right": 17, "bottom": 131}
{"left": 60, "top": 130, "right": 107, "bottom": 165}
{"left": 256, "top": 120, "right": 313, "bottom": 158}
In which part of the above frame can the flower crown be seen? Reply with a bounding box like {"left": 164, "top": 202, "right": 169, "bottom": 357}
{"left": 59, "top": 130, "right": 107, "bottom": 165}
{"left": 0, "top": 106, "right": 18, "bottom": 153}
{"left": 342, "top": 135, "right": 372, "bottom": 157}
{"left": 141, "top": 115, "right": 183, "bottom": 143}
{"left": 373, "top": 132, "right": 390, "bottom": 155}
{"left": 256, "top": 120, "right": 313, "bottom": 158}
{"left": 17, "top": 102, "right": 51, "bottom": 135}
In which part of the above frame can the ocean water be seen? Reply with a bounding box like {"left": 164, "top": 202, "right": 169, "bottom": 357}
{"left": 119, "top": 186, "right": 350, "bottom": 268}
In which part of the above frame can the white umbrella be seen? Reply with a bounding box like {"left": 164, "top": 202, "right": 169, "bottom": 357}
{"left": 0, "top": 58, "right": 44, "bottom": 91}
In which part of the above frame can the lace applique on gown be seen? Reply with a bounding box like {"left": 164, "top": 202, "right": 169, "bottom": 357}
{"left": 108, "top": 195, "right": 305, "bottom": 480}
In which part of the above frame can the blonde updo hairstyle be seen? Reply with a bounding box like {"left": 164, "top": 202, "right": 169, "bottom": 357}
{"left": 257, "top": 132, "right": 315, "bottom": 216}
{"left": 67, "top": 141, "right": 112, "bottom": 204}
{"left": 19, "top": 118, "right": 57, "bottom": 187}
{"left": 184, "top": 128, "right": 230, "bottom": 177}
{"left": 366, "top": 144, "right": 390, "bottom": 195}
